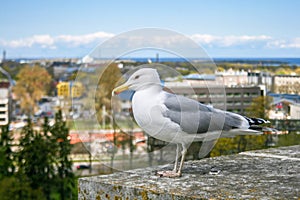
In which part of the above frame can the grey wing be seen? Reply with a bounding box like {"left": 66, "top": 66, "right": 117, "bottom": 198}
{"left": 162, "top": 93, "right": 249, "bottom": 134}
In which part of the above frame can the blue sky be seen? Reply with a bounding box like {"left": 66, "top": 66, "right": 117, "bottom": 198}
{"left": 0, "top": 0, "right": 300, "bottom": 58}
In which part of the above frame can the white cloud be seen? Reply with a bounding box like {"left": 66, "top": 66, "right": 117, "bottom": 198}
{"left": 222, "top": 35, "right": 271, "bottom": 46}
{"left": 0, "top": 31, "right": 115, "bottom": 49}
{"left": 267, "top": 38, "right": 300, "bottom": 49}
{"left": 287, "top": 38, "right": 300, "bottom": 48}
{"left": 266, "top": 39, "right": 286, "bottom": 48}
{"left": 190, "top": 34, "right": 220, "bottom": 44}
{"left": 190, "top": 34, "right": 272, "bottom": 46}
{"left": 56, "top": 32, "right": 115, "bottom": 46}
{"left": 1, "top": 34, "right": 55, "bottom": 48}
{"left": 1, "top": 32, "right": 273, "bottom": 49}
{"left": 1, "top": 31, "right": 300, "bottom": 57}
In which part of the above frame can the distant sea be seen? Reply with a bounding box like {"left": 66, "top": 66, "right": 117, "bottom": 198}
{"left": 12, "top": 57, "right": 300, "bottom": 66}
{"left": 129, "top": 57, "right": 300, "bottom": 66}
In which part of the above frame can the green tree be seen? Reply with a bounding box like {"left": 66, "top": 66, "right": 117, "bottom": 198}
{"left": 275, "top": 67, "right": 293, "bottom": 75}
{"left": 245, "top": 96, "right": 273, "bottom": 119}
{"left": 41, "top": 117, "right": 57, "bottom": 200}
{"left": 0, "top": 125, "right": 15, "bottom": 179}
{"left": 95, "top": 63, "right": 122, "bottom": 124}
{"left": 17, "top": 119, "right": 55, "bottom": 199}
{"left": 13, "top": 64, "right": 51, "bottom": 115}
{"left": 294, "top": 67, "right": 300, "bottom": 75}
{"left": 0, "top": 176, "right": 46, "bottom": 200}
{"left": 210, "top": 135, "right": 268, "bottom": 157}
{"left": 277, "top": 132, "right": 300, "bottom": 147}
{"left": 17, "top": 113, "right": 76, "bottom": 199}
{"left": 50, "top": 110, "right": 75, "bottom": 200}
{"left": 216, "top": 67, "right": 225, "bottom": 72}
{"left": 0, "top": 61, "right": 25, "bottom": 79}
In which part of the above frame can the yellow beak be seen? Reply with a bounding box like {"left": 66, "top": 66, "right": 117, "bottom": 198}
{"left": 112, "top": 84, "right": 129, "bottom": 95}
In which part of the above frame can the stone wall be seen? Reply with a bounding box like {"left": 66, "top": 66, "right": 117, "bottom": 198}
{"left": 79, "top": 145, "right": 300, "bottom": 199}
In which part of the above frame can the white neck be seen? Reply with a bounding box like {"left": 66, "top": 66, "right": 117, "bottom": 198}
{"left": 135, "top": 83, "right": 162, "bottom": 93}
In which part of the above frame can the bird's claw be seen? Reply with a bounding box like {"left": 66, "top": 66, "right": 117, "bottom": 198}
{"left": 156, "top": 170, "right": 181, "bottom": 178}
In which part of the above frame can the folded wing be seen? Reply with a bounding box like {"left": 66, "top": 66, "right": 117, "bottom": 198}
{"left": 162, "top": 93, "right": 250, "bottom": 134}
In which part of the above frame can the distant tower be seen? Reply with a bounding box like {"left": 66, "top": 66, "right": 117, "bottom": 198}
{"left": 2, "top": 50, "right": 6, "bottom": 62}
{"left": 156, "top": 53, "right": 159, "bottom": 63}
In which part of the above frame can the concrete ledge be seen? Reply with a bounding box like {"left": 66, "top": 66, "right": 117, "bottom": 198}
{"left": 79, "top": 145, "right": 300, "bottom": 199}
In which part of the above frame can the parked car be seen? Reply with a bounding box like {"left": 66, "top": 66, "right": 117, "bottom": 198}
{"left": 76, "top": 165, "right": 90, "bottom": 170}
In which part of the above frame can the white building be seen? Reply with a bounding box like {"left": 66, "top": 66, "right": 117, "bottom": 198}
{"left": 268, "top": 98, "right": 300, "bottom": 120}
{"left": 0, "top": 86, "right": 9, "bottom": 126}
{"left": 272, "top": 74, "right": 300, "bottom": 94}
{"left": 215, "top": 68, "right": 248, "bottom": 87}
{"left": 248, "top": 71, "right": 272, "bottom": 91}
{"left": 182, "top": 69, "right": 249, "bottom": 87}
{"left": 290, "top": 103, "right": 300, "bottom": 119}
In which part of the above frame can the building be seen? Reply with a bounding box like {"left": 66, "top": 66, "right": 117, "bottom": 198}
{"left": 248, "top": 71, "right": 272, "bottom": 91}
{"left": 183, "top": 69, "right": 249, "bottom": 87}
{"left": 56, "top": 81, "right": 84, "bottom": 98}
{"left": 182, "top": 69, "right": 272, "bottom": 90}
{"left": 57, "top": 82, "right": 69, "bottom": 97}
{"left": 2, "top": 50, "right": 6, "bottom": 63}
{"left": 215, "top": 68, "right": 248, "bottom": 87}
{"left": 268, "top": 93, "right": 300, "bottom": 103}
{"left": 290, "top": 103, "right": 300, "bottom": 119}
{"left": 70, "top": 82, "right": 84, "bottom": 98}
{"left": 182, "top": 74, "right": 216, "bottom": 86}
{"left": 272, "top": 74, "right": 300, "bottom": 94}
{"left": 165, "top": 84, "right": 262, "bottom": 115}
{"left": 0, "top": 81, "right": 10, "bottom": 126}
{"left": 268, "top": 93, "right": 300, "bottom": 120}
{"left": 49, "top": 61, "right": 79, "bottom": 80}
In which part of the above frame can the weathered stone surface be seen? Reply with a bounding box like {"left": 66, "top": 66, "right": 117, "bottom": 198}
{"left": 79, "top": 145, "right": 300, "bottom": 199}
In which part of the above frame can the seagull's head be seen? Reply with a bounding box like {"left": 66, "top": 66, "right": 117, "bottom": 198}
{"left": 113, "top": 68, "right": 161, "bottom": 95}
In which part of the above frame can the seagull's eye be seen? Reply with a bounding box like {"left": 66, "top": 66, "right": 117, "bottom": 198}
{"left": 134, "top": 75, "right": 140, "bottom": 80}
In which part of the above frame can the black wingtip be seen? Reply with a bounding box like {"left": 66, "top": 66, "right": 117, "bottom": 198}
{"left": 244, "top": 116, "right": 270, "bottom": 126}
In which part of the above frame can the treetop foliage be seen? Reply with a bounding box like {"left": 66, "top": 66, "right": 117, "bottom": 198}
{"left": 13, "top": 64, "right": 51, "bottom": 115}
{"left": 0, "top": 111, "right": 76, "bottom": 199}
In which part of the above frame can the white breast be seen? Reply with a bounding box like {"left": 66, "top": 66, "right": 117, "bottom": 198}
{"left": 132, "top": 88, "right": 182, "bottom": 143}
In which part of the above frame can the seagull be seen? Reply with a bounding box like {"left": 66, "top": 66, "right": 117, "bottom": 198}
{"left": 112, "top": 68, "right": 271, "bottom": 177}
